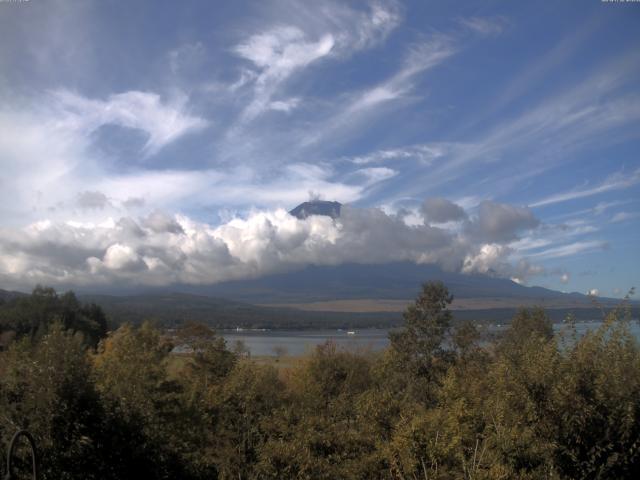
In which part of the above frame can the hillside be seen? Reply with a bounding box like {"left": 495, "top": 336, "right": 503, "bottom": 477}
{"left": 180, "top": 262, "right": 602, "bottom": 307}
{"left": 77, "top": 292, "right": 399, "bottom": 329}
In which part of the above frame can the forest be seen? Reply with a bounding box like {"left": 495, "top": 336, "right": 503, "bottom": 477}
{"left": 0, "top": 283, "right": 639, "bottom": 479}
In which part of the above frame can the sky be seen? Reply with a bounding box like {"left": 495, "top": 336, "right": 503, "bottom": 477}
{"left": 0, "top": 0, "right": 638, "bottom": 297}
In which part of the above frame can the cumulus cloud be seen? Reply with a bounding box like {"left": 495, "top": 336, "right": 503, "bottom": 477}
{"left": 99, "top": 244, "right": 145, "bottom": 272}
{"left": 560, "top": 272, "right": 570, "bottom": 284}
{"left": 144, "top": 210, "right": 185, "bottom": 234}
{"left": 122, "top": 197, "right": 146, "bottom": 209}
{"left": 466, "top": 200, "right": 539, "bottom": 243}
{"left": 421, "top": 197, "right": 467, "bottom": 223}
{"left": 76, "top": 191, "right": 110, "bottom": 210}
{"left": 462, "top": 244, "right": 511, "bottom": 275}
{"left": 0, "top": 199, "right": 549, "bottom": 289}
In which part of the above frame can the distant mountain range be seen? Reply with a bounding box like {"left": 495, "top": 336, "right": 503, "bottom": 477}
{"left": 0, "top": 289, "right": 25, "bottom": 302}
{"left": 180, "top": 261, "right": 609, "bottom": 308}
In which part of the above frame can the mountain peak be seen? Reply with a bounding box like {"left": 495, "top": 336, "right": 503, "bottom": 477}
{"left": 289, "top": 200, "right": 342, "bottom": 220}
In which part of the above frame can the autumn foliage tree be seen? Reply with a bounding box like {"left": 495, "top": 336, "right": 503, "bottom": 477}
{"left": 1, "top": 284, "right": 639, "bottom": 479}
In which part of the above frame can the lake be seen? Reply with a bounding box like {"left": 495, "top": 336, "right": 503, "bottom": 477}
{"left": 221, "top": 328, "right": 389, "bottom": 356}
{"left": 220, "top": 320, "right": 640, "bottom": 356}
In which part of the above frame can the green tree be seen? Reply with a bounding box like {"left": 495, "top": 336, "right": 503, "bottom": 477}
{"left": 92, "top": 322, "right": 190, "bottom": 479}
{"left": 0, "top": 323, "right": 105, "bottom": 480}
{"left": 0, "top": 286, "right": 107, "bottom": 348}
{"left": 388, "top": 281, "right": 454, "bottom": 404}
{"left": 549, "top": 311, "right": 640, "bottom": 478}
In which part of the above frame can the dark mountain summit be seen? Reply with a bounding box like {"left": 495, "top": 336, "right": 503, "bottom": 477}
{"left": 289, "top": 200, "right": 341, "bottom": 219}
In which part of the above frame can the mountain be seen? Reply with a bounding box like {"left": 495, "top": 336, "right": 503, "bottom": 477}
{"left": 3, "top": 279, "right": 632, "bottom": 331}
{"left": 289, "top": 200, "right": 341, "bottom": 219}
{"left": 159, "top": 199, "right": 616, "bottom": 311}
{"left": 190, "top": 262, "right": 590, "bottom": 305}
{"left": 77, "top": 292, "right": 398, "bottom": 329}
{"left": 0, "top": 288, "right": 27, "bottom": 303}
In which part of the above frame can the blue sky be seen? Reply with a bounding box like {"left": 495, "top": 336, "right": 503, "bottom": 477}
{"left": 0, "top": 0, "right": 638, "bottom": 297}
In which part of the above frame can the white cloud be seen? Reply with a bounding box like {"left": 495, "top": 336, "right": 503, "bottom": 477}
{"left": 527, "top": 240, "right": 607, "bottom": 260}
{"left": 6, "top": 189, "right": 619, "bottom": 289}
{"left": 144, "top": 210, "right": 185, "bottom": 234}
{"left": 611, "top": 211, "right": 639, "bottom": 223}
{"left": 0, "top": 206, "right": 450, "bottom": 288}
{"left": 233, "top": 26, "right": 335, "bottom": 122}
{"left": 268, "top": 97, "right": 301, "bottom": 112}
{"left": 122, "top": 197, "right": 146, "bottom": 209}
{"left": 76, "top": 191, "right": 110, "bottom": 210}
{"left": 0, "top": 90, "right": 390, "bottom": 225}
{"left": 466, "top": 201, "right": 539, "bottom": 243}
{"left": 530, "top": 168, "right": 640, "bottom": 208}
{"left": 101, "top": 243, "right": 144, "bottom": 271}
{"left": 458, "top": 16, "right": 509, "bottom": 36}
{"left": 230, "top": 1, "right": 402, "bottom": 124}
{"left": 168, "top": 42, "right": 206, "bottom": 74}
{"left": 349, "top": 37, "right": 455, "bottom": 112}
{"left": 348, "top": 143, "right": 452, "bottom": 165}
{"left": 422, "top": 197, "right": 467, "bottom": 224}
{"left": 351, "top": 167, "right": 398, "bottom": 186}
{"left": 593, "top": 201, "right": 626, "bottom": 215}
{"left": 302, "top": 36, "right": 456, "bottom": 147}
{"left": 400, "top": 53, "right": 640, "bottom": 197}
{"left": 264, "top": 0, "right": 401, "bottom": 57}
{"left": 51, "top": 89, "right": 208, "bottom": 156}
{"left": 329, "top": 1, "right": 401, "bottom": 53}
{"left": 509, "top": 237, "right": 553, "bottom": 252}
{"left": 588, "top": 288, "right": 599, "bottom": 296}
{"left": 462, "top": 243, "right": 511, "bottom": 275}
{"left": 234, "top": 26, "right": 333, "bottom": 71}
{"left": 0, "top": 198, "right": 548, "bottom": 289}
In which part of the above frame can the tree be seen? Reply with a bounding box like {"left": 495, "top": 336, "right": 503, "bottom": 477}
{"left": 549, "top": 311, "right": 640, "bottom": 478}
{"left": 0, "top": 286, "right": 108, "bottom": 348}
{"left": 178, "top": 322, "right": 237, "bottom": 391}
{"left": 92, "top": 322, "right": 190, "bottom": 479}
{"left": 388, "top": 281, "right": 454, "bottom": 403}
{"left": 0, "top": 323, "right": 106, "bottom": 480}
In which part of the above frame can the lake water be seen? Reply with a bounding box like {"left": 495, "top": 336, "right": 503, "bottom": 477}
{"left": 222, "top": 328, "right": 390, "bottom": 356}
{"left": 220, "top": 320, "right": 640, "bottom": 356}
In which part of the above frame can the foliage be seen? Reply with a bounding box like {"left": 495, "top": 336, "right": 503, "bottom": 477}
{"left": 0, "top": 324, "right": 104, "bottom": 479}
{"left": 1, "top": 283, "right": 639, "bottom": 479}
{"left": 0, "top": 286, "right": 107, "bottom": 348}
{"left": 388, "top": 281, "right": 454, "bottom": 404}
